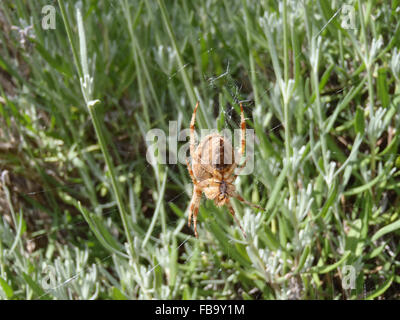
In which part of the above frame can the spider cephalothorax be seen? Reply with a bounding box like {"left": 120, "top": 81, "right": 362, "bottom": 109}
{"left": 186, "top": 101, "right": 263, "bottom": 238}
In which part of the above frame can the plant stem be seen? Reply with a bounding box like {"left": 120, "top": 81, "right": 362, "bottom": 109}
{"left": 87, "top": 102, "right": 136, "bottom": 258}
{"left": 157, "top": 0, "right": 210, "bottom": 129}
{"left": 358, "top": 0, "right": 376, "bottom": 177}
{"left": 59, "top": 0, "right": 139, "bottom": 272}
{"left": 58, "top": 0, "right": 83, "bottom": 80}
{"left": 283, "top": 0, "right": 289, "bottom": 85}
{"left": 282, "top": 0, "right": 295, "bottom": 200}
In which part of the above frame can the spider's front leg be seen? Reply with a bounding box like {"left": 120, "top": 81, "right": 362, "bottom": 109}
{"left": 186, "top": 158, "right": 202, "bottom": 237}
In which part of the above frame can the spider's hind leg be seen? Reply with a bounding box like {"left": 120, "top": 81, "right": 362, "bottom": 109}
{"left": 188, "top": 187, "right": 202, "bottom": 237}
{"left": 186, "top": 158, "right": 197, "bottom": 184}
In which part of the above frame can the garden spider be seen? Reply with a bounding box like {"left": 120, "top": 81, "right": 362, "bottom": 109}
{"left": 186, "top": 101, "right": 263, "bottom": 238}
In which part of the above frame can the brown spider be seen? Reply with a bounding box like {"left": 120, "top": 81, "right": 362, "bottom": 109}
{"left": 186, "top": 101, "right": 263, "bottom": 238}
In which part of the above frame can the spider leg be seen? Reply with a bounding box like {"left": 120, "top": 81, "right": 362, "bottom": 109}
{"left": 233, "top": 192, "right": 264, "bottom": 211}
{"left": 229, "top": 103, "right": 247, "bottom": 180}
{"left": 188, "top": 187, "right": 202, "bottom": 237}
{"left": 226, "top": 199, "right": 246, "bottom": 238}
{"left": 193, "top": 206, "right": 200, "bottom": 238}
{"left": 196, "top": 178, "right": 221, "bottom": 188}
{"left": 190, "top": 101, "right": 199, "bottom": 160}
{"left": 186, "top": 158, "right": 197, "bottom": 184}
{"left": 239, "top": 103, "right": 246, "bottom": 159}
{"left": 236, "top": 155, "right": 249, "bottom": 171}
{"left": 230, "top": 155, "right": 251, "bottom": 181}
{"left": 223, "top": 162, "right": 237, "bottom": 179}
{"left": 211, "top": 168, "right": 223, "bottom": 180}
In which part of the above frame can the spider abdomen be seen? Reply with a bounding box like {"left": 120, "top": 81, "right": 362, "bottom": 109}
{"left": 192, "top": 133, "right": 235, "bottom": 181}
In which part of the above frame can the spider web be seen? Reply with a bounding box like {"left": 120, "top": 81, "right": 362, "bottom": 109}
{"left": 13, "top": 1, "right": 285, "bottom": 300}
{"left": 4, "top": 0, "right": 385, "bottom": 301}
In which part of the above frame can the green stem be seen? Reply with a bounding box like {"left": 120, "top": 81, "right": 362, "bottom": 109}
{"left": 312, "top": 66, "right": 329, "bottom": 173}
{"left": 58, "top": 3, "right": 153, "bottom": 298}
{"left": 367, "top": 67, "right": 376, "bottom": 177}
{"left": 283, "top": 0, "right": 289, "bottom": 85}
{"left": 242, "top": 0, "right": 260, "bottom": 109}
{"left": 58, "top": 0, "right": 83, "bottom": 80}
{"left": 157, "top": 0, "right": 196, "bottom": 106}
{"left": 157, "top": 0, "right": 209, "bottom": 129}
{"left": 87, "top": 103, "right": 136, "bottom": 259}
{"left": 358, "top": 0, "right": 376, "bottom": 177}
{"left": 282, "top": 0, "right": 295, "bottom": 200}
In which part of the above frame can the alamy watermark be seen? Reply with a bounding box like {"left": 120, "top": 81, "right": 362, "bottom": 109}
{"left": 341, "top": 4, "right": 356, "bottom": 30}
{"left": 341, "top": 265, "right": 356, "bottom": 290}
{"left": 41, "top": 265, "right": 57, "bottom": 290}
{"left": 42, "top": 5, "right": 56, "bottom": 30}
{"left": 145, "top": 122, "right": 255, "bottom": 175}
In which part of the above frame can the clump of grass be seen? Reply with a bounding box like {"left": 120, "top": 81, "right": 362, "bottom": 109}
{"left": 0, "top": 0, "right": 399, "bottom": 300}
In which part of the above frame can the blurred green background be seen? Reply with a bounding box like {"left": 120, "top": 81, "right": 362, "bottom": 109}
{"left": 0, "top": 0, "right": 399, "bottom": 299}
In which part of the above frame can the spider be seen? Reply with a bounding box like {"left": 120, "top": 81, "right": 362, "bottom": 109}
{"left": 186, "top": 101, "right": 263, "bottom": 238}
